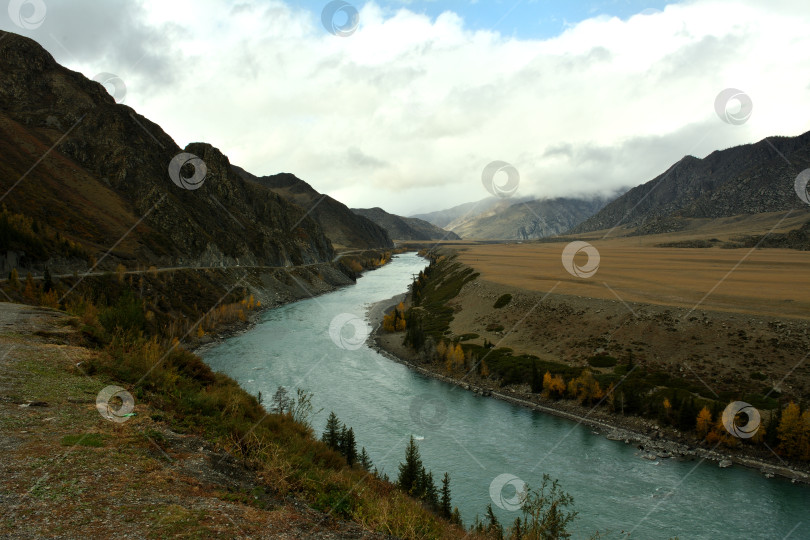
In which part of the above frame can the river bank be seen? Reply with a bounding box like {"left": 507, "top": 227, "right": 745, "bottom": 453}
{"left": 366, "top": 293, "right": 810, "bottom": 486}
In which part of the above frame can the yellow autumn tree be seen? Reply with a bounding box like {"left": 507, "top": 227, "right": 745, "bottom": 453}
{"left": 663, "top": 398, "right": 672, "bottom": 419}
{"left": 567, "top": 370, "right": 603, "bottom": 404}
{"left": 778, "top": 402, "right": 804, "bottom": 459}
{"left": 696, "top": 407, "right": 712, "bottom": 438}
{"left": 542, "top": 371, "right": 566, "bottom": 399}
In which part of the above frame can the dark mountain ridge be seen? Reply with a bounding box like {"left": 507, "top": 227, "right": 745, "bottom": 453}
{"left": 571, "top": 131, "right": 810, "bottom": 235}
{"left": 0, "top": 30, "right": 337, "bottom": 273}
{"left": 232, "top": 166, "right": 394, "bottom": 250}
{"left": 351, "top": 207, "right": 461, "bottom": 241}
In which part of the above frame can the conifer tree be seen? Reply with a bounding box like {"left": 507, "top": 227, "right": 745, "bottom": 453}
{"left": 439, "top": 472, "right": 452, "bottom": 519}
{"left": 359, "top": 447, "right": 372, "bottom": 471}
{"left": 343, "top": 427, "right": 357, "bottom": 466}
{"left": 322, "top": 411, "right": 342, "bottom": 451}
{"left": 397, "top": 436, "right": 423, "bottom": 495}
{"left": 530, "top": 361, "right": 542, "bottom": 393}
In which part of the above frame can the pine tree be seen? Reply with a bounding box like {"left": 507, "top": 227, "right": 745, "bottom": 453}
{"left": 343, "top": 427, "right": 357, "bottom": 466}
{"left": 42, "top": 267, "right": 53, "bottom": 293}
{"left": 359, "top": 447, "right": 372, "bottom": 471}
{"left": 530, "top": 361, "right": 542, "bottom": 393}
{"left": 423, "top": 470, "right": 438, "bottom": 509}
{"left": 439, "top": 472, "right": 452, "bottom": 519}
{"left": 322, "top": 411, "right": 342, "bottom": 451}
{"left": 397, "top": 436, "right": 423, "bottom": 495}
{"left": 338, "top": 424, "right": 348, "bottom": 456}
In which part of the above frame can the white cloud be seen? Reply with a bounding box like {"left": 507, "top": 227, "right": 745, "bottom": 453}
{"left": 5, "top": 0, "right": 810, "bottom": 215}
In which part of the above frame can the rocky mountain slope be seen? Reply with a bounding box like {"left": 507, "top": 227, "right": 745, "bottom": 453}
{"left": 232, "top": 166, "right": 393, "bottom": 251}
{"left": 352, "top": 207, "right": 460, "bottom": 241}
{"left": 450, "top": 197, "right": 607, "bottom": 240}
{"left": 571, "top": 131, "right": 810, "bottom": 235}
{"left": 0, "top": 30, "right": 335, "bottom": 274}
{"left": 411, "top": 197, "right": 511, "bottom": 230}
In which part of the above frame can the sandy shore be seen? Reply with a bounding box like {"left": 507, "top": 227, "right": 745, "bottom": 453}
{"left": 365, "top": 294, "right": 810, "bottom": 486}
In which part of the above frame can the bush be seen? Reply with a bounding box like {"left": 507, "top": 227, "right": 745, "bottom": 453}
{"left": 493, "top": 294, "right": 512, "bottom": 309}
{"left": 587, "top": 354, "right": 618, "bottom": 368}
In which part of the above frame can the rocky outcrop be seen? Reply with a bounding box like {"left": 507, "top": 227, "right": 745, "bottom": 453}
{"left": 234, "top": 167, "right": 394, "bottom": 251}
{"left": 0, "top": 30, "right": 335, "bottom": 270}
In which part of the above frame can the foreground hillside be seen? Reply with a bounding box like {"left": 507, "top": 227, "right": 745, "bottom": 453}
{"left": 0, "top": 291, "right": 465, "bottom": 538}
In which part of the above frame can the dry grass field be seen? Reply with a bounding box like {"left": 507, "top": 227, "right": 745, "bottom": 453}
{"left": 453, "top": 212, "right": 810, "bottom": 320}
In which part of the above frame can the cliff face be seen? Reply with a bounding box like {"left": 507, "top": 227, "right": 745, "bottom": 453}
{"left": 572, "top": 131, "right": 810, "bottom": 235}
{"left": 351, "top": 207, "right": 461, "bottom": 241}
{"left": 0, "top": 30, "right": 334, "bottom": 270}
{"left": 234, "top": 167, "right": 394, "bottom": 250}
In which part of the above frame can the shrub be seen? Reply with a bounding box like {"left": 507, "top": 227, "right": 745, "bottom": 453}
{"left": 493, "top": 294, "right": 512, "bottom": 309}
{"left": 587, "top": 354, "right": 618, "bottom": 368}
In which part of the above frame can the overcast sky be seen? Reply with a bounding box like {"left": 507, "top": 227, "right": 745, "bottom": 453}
{"left": 3, "top": 0, "right": 810, "bottom": 215}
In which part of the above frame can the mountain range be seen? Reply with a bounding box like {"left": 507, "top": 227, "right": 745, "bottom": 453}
{"left": 352, "top": 207, "right": 460, "bottom": 241}
{"left": 571, "top": 132, "right": 810, "bottom": 235}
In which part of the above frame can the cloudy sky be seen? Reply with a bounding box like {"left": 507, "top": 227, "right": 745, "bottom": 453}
{"left": 3, "top": 0, "right": 810, "bottom": 215}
